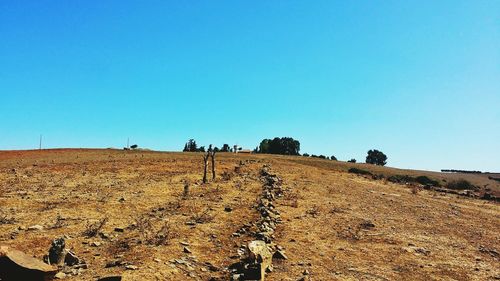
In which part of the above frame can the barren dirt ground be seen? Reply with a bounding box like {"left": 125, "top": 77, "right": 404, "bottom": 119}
{"left": 0, "top": 149, "right": 499, "bottom": 280}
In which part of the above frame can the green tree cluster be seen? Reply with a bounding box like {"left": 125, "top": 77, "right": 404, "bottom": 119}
{"left": 257, "top": 137, "right": 300, "bottom": 155}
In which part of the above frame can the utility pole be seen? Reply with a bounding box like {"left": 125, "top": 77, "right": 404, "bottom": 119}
{"left": 39, "top": 135, "right": 42, "bottom": 150}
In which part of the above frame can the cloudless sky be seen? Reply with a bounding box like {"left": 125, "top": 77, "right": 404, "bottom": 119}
{"left": 1, "top": 1, "right": 499, "bottom": 171}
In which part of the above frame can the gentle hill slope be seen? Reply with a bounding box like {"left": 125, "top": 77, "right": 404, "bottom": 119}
{"left": 0, "top": 149, "right": 498, "bottom": 280}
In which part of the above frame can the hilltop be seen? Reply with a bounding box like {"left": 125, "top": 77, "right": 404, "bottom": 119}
{"left": 0, "top": 149, "right": 499, "bottom": 280}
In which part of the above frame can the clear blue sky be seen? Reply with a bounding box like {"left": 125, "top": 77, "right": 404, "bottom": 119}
{"left": 1, "top": 1, "right": 499, "bottom": 171}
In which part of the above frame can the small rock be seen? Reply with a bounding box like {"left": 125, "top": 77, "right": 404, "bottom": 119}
{"left": 64, "top": 250, "right": 80, "bottom": 266}
{"left": 125, "top": 265, "right": 138, "bottom": 270}
{"left": 99, "top": 232, "right": 111, "bottom": 239}
{"left": 273, "top": 250, "right": 288, "bottom": 260}
{"left": 180, "top": 241, "right": 190, "bottom": 246}
{"left": 303, "top": 269, "right": 310, "bottom": 275}
{"left": 28, "top": 225, "right": 44, "bottom": 231}
{"left": 105, "top": 260, "right": 124, "bottom": 268}
{"left": 54, "top": 272, "right": 66, "bottom": 279}
{"left": 360, "top": 220, "right": 375, "bottom": 229}
{"left": 224, "top": 206, "right": 233, "bottom": 212}
{"left": 97, "top": 276, "right": 122, "bottom": 281}
{"left": 266, "top": 264, "right": 273, "bottom": 273}
{"left": 90, "top": 241, "right": 102, "bottom": 247}
{"left": 183, "top": 247, "right": 192, "bottom": 254}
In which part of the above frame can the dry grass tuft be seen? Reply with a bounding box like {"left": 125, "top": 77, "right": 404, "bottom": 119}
{"left": 83, "top": 217, "right": 108, "bottom": 238}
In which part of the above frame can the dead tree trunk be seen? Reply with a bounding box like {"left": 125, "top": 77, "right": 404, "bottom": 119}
{"left": 202, "top": 152, "right": 210, "bottom": 184}
{"left": 211, "top": 150, "right": 216, "bottom": 180}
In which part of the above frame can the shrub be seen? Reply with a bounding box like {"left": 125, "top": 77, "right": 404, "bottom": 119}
{"left": 330, "top": 155, "right": 337, "bottom": 161}
{"left": 348, "top": 159, "right": 356, "bottom": 163}
{"left": 318, "top": 155, "right": 327, "bottom": 159}
{"left": 446, "top": 179, "right": 478, "bottom": 190}
{"left": 387, "top": 175, "right": 415, "bottom": 184}
{"left": 387, "top": 174, "right": 440, "bottom": 187}
{"left": 348, "top": 168, "right": 373, "bottom": 176}
{"left": 415, "top": 176, "right": 440, "bottom": 186}
{"left": 488, "top": 176, "right": 500, "bottom": 183}
{"left": 302, "top": 153, "right": 310, "bottom": 157}
{"left": 83, "top": 218, "right": 108, "bottom": 238}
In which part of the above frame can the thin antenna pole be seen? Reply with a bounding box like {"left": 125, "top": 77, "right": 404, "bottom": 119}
{"left": 39, "top": 135, "right": 42, "bottom": 150}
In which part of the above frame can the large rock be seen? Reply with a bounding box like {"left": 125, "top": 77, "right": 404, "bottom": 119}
{"left": 48, "top": 238, "right": 66, "bottom": 265}
{"left": 0, "top": 246, "right": 57, "bottom": 281}
{"left": 246, "top": 240, "right": 272, "bottom": 281}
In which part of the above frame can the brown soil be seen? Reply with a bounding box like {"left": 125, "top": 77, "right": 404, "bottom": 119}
{"left": 0, "top": 149, "right": 498, "bottom": 280}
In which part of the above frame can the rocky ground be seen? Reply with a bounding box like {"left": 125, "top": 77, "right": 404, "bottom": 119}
{"left": 0, "top": 149, "right": 499, "bottom": 280}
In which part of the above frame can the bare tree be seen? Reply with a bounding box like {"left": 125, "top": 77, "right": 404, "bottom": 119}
{"left": 211, "top": 148, "right": 216, "bottom": 180}
{"left": 202, "top": 151, "right": 210, "bottom": 184}
{"left": 202, "top": 144, "right": 217, "bottom": 183}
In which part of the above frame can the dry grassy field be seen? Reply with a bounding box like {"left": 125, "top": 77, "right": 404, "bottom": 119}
{"left": 0, "top": 149, "right": 499, "bottom": 280}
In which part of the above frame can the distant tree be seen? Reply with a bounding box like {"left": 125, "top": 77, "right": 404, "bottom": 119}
{"left": 221, "top": 144, "right": 230, "bottom": 152}
{"left": 330, "top": 155, "right": 337, "bottom": 161}
{"left": 184, "top": 139, "right": 198, "bottom": 152}
{"left": 130, "top": 144, "right": 138, "bottom": 149}
{"left": 258, "top": 139, "right": 270, "bottom": 154}
{"left": 311, "top": 154, "right": 318, "bottom": 158}
{"left": 213, "top": 147, "right": 220, "bottom": 152}
{"left": 238, "top": 147, "right": 242, "bottom": 151}
{"left": 253, "top": 146, "right": 259, "bottom": 153}
{"left": 318, "top": 155, "right": 326, "bottom": 159}
{"left": 348, "top": 158, "right": 357, "bottom": 163}
{"left": 302, "top": 153, "right": 310, "bottom": 157}
{"left": 366, "top": 149, "right": 387, "bottom": 166}
{"left": 257, "top": 137, "right": 300, "bottom": 155}
{"left": 198, "top": 146, "right": 205, "bottom": 152}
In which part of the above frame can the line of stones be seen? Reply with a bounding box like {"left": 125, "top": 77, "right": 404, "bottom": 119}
{"left": 230, "top": 164, "right": 287, "bottom": 281}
